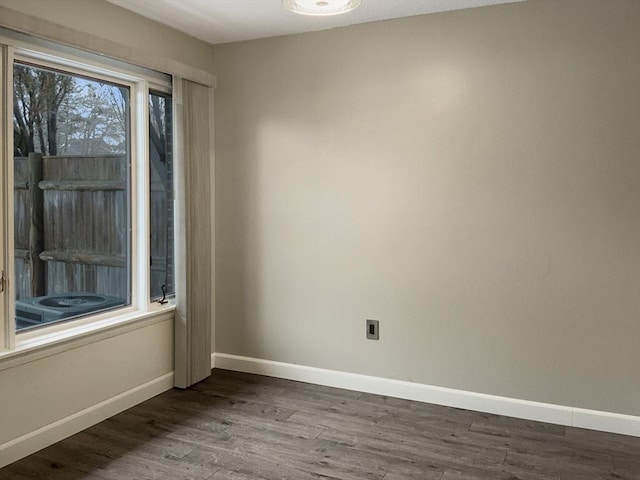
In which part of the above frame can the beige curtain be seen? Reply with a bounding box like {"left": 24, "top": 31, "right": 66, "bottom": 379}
{"left": 173, "top": 78, "right": 213, "bottom": 388}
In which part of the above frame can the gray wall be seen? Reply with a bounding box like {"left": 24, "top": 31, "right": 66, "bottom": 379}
{"left": 0, "top": 0, "right": 214, "bottom": 76}
{"left": 213, "top": 0, "right": 640, "bottom": 416}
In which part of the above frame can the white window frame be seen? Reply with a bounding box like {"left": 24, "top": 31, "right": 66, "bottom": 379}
{"left": 0, "top": 32, "right": 175, "bottom": 358}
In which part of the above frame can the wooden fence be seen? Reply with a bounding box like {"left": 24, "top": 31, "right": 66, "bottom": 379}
{"left": 14, "top": 154, "right": 172, "bottom": 301}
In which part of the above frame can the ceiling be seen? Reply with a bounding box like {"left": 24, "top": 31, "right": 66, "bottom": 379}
{"left": 105, "top": 0, "right": 526, "bottom": 45}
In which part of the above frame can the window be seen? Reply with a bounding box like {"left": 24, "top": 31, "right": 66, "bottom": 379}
{"left": 13, "top": 62, "right": 131, "bottom": 331}
{"left": 149, "top": 91, "right": 174, "bottom": 302}
{"left": 0, "top": 31, "right": 174, "bottom": 343}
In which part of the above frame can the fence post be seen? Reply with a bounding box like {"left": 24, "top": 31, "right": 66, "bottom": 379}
{"left": 28, "top": 152, "right": 45, "bottom": 297}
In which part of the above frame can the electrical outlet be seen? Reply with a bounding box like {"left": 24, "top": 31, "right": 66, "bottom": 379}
{"left": 366, "top": 319, "right": 379, "bottom": 340}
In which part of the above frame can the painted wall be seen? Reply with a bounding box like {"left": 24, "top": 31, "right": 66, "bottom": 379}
{"left": 214, "top": 0, "right": 640, "bottom": 416}
{"left": 0, "top": 0, "right": 214, "bottom": 76}
{"left": 0, "top": 320, "right": 172, "bottom": 445}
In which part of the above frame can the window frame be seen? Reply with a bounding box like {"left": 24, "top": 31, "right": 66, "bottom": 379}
{"left": 0, "top": 32, "right": 175, "bottom": 356}
{"left": 1, "top": 44, "right": 10, "bottom": 352}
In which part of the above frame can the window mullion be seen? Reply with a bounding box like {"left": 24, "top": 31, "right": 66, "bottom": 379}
{"left": 132, "top": 81, "right": 151, "bottom": 310}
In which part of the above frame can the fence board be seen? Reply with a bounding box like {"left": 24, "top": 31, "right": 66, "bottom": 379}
{"left": 44, "top": 155, "right": 125, "bottom": 181}
{"left": 28, "top": 153, "right": 45, "bottom": 296}
{"left": 39, "top": 251, "right": 125, "bottom": 268}
{"left": 39, "top": 180, "right": 125, "bottom": 191}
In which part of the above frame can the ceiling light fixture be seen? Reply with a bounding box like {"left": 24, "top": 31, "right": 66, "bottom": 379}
{"left": 282, "top": 0, "right": 362, "bottom": 16}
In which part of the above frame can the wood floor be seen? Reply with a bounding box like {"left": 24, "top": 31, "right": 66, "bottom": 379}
{"left": 1, "top": 369, "right": 639, "bottom": 480}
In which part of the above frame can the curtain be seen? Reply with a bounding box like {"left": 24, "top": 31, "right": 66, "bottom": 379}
{"left": 173, "top": 78, "right": 213, "bottom": 388}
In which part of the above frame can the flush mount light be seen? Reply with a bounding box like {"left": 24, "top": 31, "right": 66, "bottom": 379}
{"left": 282, "top": 0, "right": 362, "bottom": 16}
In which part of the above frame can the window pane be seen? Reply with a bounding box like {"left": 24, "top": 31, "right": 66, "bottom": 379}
{"left": 149, "top": 91, "right": 174, "bottom": 301}
{"left": 13, "top": 62, "right": 130, "bottom": 331}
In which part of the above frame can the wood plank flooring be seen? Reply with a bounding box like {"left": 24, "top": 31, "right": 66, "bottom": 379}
{"left": 1, "top": 369, "right": 639, "bottom": 480}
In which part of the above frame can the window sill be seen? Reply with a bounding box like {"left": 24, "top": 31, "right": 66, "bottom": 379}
{"left": 0, "top": 304, "right": 175, "bottom": 371}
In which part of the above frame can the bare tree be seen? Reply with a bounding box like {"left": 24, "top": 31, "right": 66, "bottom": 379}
{"left": 60, "top": 83, "right": 128, "bottom": 155}
{"left": 149, "top": 93, "right": 171, "bottom": 191}
{"left": 41, "top": 72, "right": 73, "bottom": 155}
{"left": 13, "top": 64, "right": 72, "bottom": 156}
{"left": 13, "top": 65, "right": 38, "bottom": 156}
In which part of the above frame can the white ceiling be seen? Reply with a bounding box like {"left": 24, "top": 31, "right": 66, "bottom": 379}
{"left": 105, "top": 0, "right": 526, "bottom": 45}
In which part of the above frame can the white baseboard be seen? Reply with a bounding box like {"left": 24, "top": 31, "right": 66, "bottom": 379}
{"left": 212, "top": 353, "right": 640, "bottom": 438}
{"left": 0, "top": 372, "right": 174, "bottom": 468}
